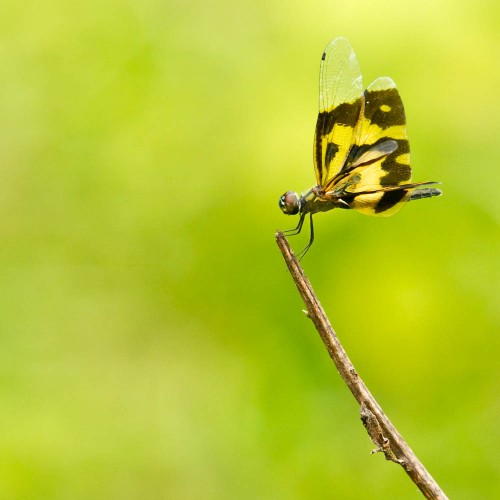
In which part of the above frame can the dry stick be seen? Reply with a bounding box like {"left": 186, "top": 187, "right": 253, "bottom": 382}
{"left": 276, "top": 231, "right": 448, "bottom": 500}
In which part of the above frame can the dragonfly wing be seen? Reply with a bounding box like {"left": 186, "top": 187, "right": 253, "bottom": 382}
{"left": 352, "top": 76, "right": 412, "bottom": 187}
{"left": 324, "top": 76, "right": 418, "bottom": 216}
{"left": 314, "top": 37, "right": 364, "bottom": 188}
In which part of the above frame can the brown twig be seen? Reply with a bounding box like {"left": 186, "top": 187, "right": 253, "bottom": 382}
{"left": 276, "top": 231, "right": 448, "bottom": 500}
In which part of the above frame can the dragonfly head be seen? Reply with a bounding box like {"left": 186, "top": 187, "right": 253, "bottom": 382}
{"left": 279, "top": 191, "right": 301, "bottom": 215}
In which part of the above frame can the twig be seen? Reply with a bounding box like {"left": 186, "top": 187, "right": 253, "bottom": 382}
{"left": 275, "top": 231, "right": 448, "bottom": 500}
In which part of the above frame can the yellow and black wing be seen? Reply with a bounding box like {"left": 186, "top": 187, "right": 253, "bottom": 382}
{"left": 326, "top": 76, "right": 432, "bottom": 216}
{"left": 314, "top": 38, "right": 437, "bottom": 217}
{"left": 313, "top": 37, "right": 364, "bottom": 188}
{"left": 348, "top": 77, "right": 411, "bottom": 188}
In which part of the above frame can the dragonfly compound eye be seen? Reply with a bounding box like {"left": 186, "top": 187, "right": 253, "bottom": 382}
{"left": 279, "top": 191, "right": 300, "bottom": 215}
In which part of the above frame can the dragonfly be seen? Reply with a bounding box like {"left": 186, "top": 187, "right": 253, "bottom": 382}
{"left": 278, "top": 37, "right": 441, "bottom": 258}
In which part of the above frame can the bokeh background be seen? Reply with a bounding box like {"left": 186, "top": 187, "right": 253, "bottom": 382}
{"left": 1, "top": 0, "right": 499, "bottom": 498}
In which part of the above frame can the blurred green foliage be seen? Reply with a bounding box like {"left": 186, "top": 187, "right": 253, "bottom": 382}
{"left": 0, "top": 0, "right": 499, "bottom": 498}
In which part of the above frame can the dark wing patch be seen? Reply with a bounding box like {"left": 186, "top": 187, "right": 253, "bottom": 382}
{"left": 364, "top": 87, "right": 406, "bottom": 130}
{"left": 373, "top": 189, "right": 408, "bottom": 213}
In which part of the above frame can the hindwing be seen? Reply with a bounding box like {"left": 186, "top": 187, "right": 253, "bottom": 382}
{"left": 323, "top": 76, "right": 417, "bottom": 216}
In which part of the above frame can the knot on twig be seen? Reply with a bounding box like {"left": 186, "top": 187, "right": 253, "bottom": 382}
{"left": 360, "top": 403, "right": 403, "bottom": 465}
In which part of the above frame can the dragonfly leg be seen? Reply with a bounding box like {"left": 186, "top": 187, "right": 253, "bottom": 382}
{"left": 296, "top": 213, "right": 315, "bottom": 261}
{"left": 283, "top": 212, "right": 306, "bottom": 236}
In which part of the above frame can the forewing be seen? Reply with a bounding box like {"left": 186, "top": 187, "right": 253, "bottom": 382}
{"left": 313, "top": 37, "right": 364, "bottom": 188}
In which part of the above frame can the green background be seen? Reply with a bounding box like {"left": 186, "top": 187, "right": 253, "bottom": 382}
{"left": 1, "top": 0, "right": 499, "bottom": 498}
